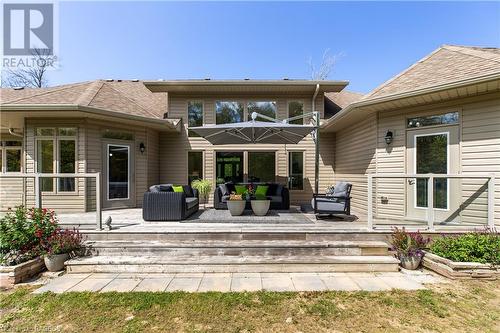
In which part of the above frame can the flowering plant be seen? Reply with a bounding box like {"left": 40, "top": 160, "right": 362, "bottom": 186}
{"left": 42, "top": 228, "right": 84, "bottom": 257}
{"left": 390, "top": 227, "right": 430, "bottom": 259}
{"left": 0, "top": 206, "right": 59, "bottom": 265}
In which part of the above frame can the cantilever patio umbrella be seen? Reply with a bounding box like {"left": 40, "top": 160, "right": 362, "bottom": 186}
{"left": 189, "top": 111, "right": 321, "bottom": 193}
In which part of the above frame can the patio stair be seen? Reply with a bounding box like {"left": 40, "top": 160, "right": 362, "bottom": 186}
{"left": 65, "top": 239, "right": 399, "bottom": 273}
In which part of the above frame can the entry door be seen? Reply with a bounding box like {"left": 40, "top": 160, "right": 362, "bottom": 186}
{"left": 102, "top": 142, "right": 135, "bottom": 209}
{"left": 406, "top": 126, "right": 459, "bottom": 222}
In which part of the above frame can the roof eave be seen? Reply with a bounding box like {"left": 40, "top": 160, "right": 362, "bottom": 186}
{"left": 0, "top": 104, "right": 181, "bottom": 131}
{"left": 322, "top": 72, "right": 500, "bottom": 131}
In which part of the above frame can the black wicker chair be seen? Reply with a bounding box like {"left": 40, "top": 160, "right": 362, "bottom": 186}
{"left": 311, "top": 182, "right": 352, "bottom": 219}
{"left": 143, "top": 184, "right": 199, "bottom": 221}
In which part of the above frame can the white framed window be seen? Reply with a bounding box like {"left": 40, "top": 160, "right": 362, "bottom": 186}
{"left": 188, "top": 101, "right": 204, "bottom": 137}
{"left": 288, "top": 151, "right": 304, "bottom": 190}
{"left": 247, "top": 101, "right": 277, "bottom": 122}
{"left": 35, "top": 127, "right": 77, "bottom": 193}
{"left": 288, "top": 100, "right": 305, "bottom": 124}
{"left": 216, "top": 101, "right": 244, "bottom": 124}
{"left": 0, "top": 140, "right": 22, "bottom": 173}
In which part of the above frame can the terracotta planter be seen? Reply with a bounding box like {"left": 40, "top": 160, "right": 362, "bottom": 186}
{"left": 399, "top": 255, "right": 422, "bottom": 270}
{"left": 44, "top": 253, "right": 70, "bottom": 272}
{"left": 227, "top": 200, "right": 246, "bottom": 216}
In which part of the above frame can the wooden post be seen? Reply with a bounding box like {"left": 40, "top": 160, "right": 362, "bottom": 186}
{"left": 487, "top": 174, "right": 495, "bottom": 228}
{"left": 95, "top": 172, "right": 102, "bottom": 230}
{"left": 367, "top": 174, "right": 373, "bottom": 230}
{"left": 427, "top": 176, "right": 434, "bottom": 230}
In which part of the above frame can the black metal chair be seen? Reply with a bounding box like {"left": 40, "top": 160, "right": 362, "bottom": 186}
{"left": 311, "top": 182, "right": 352, "bottom": 219}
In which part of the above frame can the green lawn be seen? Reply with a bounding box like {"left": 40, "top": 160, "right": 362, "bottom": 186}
{"left": 1, "top": 280, "right": 499, "bottom": 333}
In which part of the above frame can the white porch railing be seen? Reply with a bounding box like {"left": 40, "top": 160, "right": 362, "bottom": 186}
{"left": 0, "top": 173, "right": 102, "bottom": 230}
{"left": 367, "top": 173, "right": 495, "bottom": 230}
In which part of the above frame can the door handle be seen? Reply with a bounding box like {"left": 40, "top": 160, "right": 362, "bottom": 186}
{"left": 408, "top": 179, "right": 415, "bottom": 185}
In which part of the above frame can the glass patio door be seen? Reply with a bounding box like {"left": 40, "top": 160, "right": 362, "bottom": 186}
{"left": 406, "top": 126, "right": 459, "bottom": 222}
{"left": 216, "top": 152, "right": 243, "bottom": 184}
{"left": 103, "top": 142, "right": 135, "bottom": 209}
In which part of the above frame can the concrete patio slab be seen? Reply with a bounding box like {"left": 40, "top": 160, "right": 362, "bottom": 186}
{"left": 166, "top": 276, "right": 202, "bottom": 292}
{"left": 198, "top": 273, "right": 232, "bottom": 292}
{"left": 33, "top": 276, "right": 84, "bottom": 294}
{"left": 100, "top": 278, "right": 141, "bottom": 292}
{"left": 350, "top": 276, "right": 392, "bottom": 291}
{"left": 290, "top": 273, "right": 327, "bottom": 291}
{"left": 68, "top": 277, "right": 113, "bottom": 292}
{"left": 133, "top": 276, "right": 174, "bottom": 292}
{"left": 231, "top": 276, "right": 262, "bottom": 292}
{"left": 378, "top": 276, "right": 426, "bottom": 290}
{"left": 262, "top": 274, "right": 295, "bottom": 291}
{"left": 319, "top": 275, "right": 361, "bottom": 291}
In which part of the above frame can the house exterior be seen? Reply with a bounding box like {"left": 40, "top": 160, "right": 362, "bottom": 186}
{"left": 1, "top": 44, "right": 499, "bottom": 226}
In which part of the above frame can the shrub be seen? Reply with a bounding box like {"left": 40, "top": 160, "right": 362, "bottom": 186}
{"left": 43, "top": 228, "right": 83, "bottom": 257}
{"left": 191, "top": 179, "right": 212, "bottom": 205}
{"left": 430, "top": 229, "right": 500, "bottom": 265}
{"left": 390, "top": 227, "right": 430, "bottom": 259}
{"left": 0, "top": 206, "right": 59, "bottom": 265}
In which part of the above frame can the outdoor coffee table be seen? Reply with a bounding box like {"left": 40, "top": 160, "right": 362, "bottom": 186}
{"left": 250, "top": 199, "right": 271, "bottom": 216}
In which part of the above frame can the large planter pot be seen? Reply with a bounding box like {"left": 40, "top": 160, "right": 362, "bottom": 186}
{"left": 227, "top": 200, "right": 246, "bottom": 216}
{"left": 251, "top": 200, "right": 271, "bottom": 216}
{"left": 399, "top": 255, "right": 422, "bottom": 270}
{"left": 44, "top": 253, "right": 70, "bottom": 272}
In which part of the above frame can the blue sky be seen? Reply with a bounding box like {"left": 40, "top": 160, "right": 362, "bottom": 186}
{"left": 50, "top": 1, "right": 500, "bottom": 93}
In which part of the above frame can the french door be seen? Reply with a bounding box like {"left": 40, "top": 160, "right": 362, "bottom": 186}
{"left": 406, "top": 126, "right": 460, "bottom": 222}
{"left": 102, "top": 142, "right": 135, "bottom": 209}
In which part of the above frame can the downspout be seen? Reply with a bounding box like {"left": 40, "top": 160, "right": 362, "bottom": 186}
{"left": 312, "top": 83, "right": 320, "bottom": 195}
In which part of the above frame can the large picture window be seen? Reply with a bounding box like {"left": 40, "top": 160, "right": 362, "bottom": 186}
{"left": 36, "top": 127, "right": 77, "bottom": 192}
{"left": 188, "top": 151, "right": 203, "bottom": 185}
{"left": 288, "top": 151, "right": 304, "bottom": 190}
{"left": 216, "top": 101, "right": 244, "bottom": 124}
{"left": 188, "top": 101, "right": 203, "bottom": 137}
{"left": 248, "top": 152, "right": 275, "bottom": 182}
{"left": 0, "top": 140, "right": 22, "bottom": 173}
{"left": 247, "top": 102, "right": 276, "bottom": 122}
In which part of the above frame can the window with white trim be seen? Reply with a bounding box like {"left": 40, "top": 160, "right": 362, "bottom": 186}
{"left": 35, "top": 127, "right": 77, "bottom": 192}
{"left": 0, "top": 140, "right": 22, "bottom": 173}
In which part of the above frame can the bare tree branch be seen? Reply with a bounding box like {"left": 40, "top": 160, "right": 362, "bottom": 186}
{"left": 308, "top": 49, "right": 343, "bottom": 80}
{"left": 1, "top": 48, "right": 55, "bottom": 88}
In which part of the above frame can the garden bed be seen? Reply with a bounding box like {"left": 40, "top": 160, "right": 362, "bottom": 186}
{"left": 423, "top": 251, "right": 499, "bottom": 280}
{"left": 0, "top": 257, "right": 45, "bottom": 288}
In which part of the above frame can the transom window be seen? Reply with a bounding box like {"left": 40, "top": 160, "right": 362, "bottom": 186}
{"left": 0, "top": 140, "right": 22, "bottom": 173}
{"left": 36, "top": 127, "right": 77, "bottom": 192}
{"left": 216, "top": 101, "right": 244, "bottom": 124}
{"left": 188, "top": 101, "right": 203, "bottom": 137}
{"left": 247, "top": 102, "right": 277, "bottom": 122}
{"left": 288, "top": 101, "right": 304, "bottom": 124}
{"left": 407, "top": 112, "right": 458, "bottom": 128}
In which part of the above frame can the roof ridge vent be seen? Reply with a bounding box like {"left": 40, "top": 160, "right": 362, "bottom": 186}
{"left": 131, "top": 79, "right": 139, "bottom": 82}
{"left": 13, "top": 86, "right": 25, "bottom": 90}
{"left": 204, "top": 78, "right": 211, "bottom": 80}
{"left": 283, "top": 77, "right": 289, "bottom": 80}
{"left": 105, "top": 79, "right": 114, "bottom": 82}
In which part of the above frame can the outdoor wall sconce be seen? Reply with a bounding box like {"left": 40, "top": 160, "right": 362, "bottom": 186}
{"left": 139, "top": 142, "right": 146, "bottom": 154}
{"left": 384, "top": 130, "right": 393, "bottom": 145}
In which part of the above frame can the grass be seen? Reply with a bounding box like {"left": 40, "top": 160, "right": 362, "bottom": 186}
{"left": 0, "top": 280, "right": 499, "bottom": 333}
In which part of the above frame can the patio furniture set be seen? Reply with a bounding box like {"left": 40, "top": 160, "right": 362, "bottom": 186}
{"left": 142, "top": 181, "right": 352, "bottom": 221}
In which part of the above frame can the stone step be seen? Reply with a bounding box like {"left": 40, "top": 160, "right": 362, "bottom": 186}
{"left": 65, "top": 255, "right": 400, "bottom": 273}
{"left": 86, "top": 240, "right": 389, "bottom": 256}
{"left": 81, "top": 230, "right": 391, "bottom": 242}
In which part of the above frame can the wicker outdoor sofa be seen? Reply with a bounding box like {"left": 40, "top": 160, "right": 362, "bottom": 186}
{"left": 142, "top": 184, "right": 199, "bottom": 221}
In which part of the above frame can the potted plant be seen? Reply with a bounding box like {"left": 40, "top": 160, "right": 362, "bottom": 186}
{"left": 43, "top": 228, "right": 83, "bottom": 272}
{"left": 390, "top": 227, "right": 430, "bottom": 270}
{"left": 191, "top": 179, "right": 212, "bottom": 209}
{"left": 226, "top": 193, "right": 246, "bottom": 216}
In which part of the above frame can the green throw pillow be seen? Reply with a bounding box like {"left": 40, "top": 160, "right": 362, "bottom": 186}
{"left": 255, "top": 185, "right": 268, "bottom": 197}
{"left": 235, "top": 185, "right": 247, "bottom": 195}
{"left": 172, "top": 185, "right": 184, "bottom": 193}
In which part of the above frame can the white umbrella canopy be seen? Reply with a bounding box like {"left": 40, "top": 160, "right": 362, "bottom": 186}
{"left": 189, "top": 120, "right": 315, "bottom": 145}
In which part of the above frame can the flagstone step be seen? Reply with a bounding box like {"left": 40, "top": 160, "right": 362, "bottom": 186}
{"left": 65, "top": 255, "right": 400, "bottom": 274}
{"left": 86, "top": 240, "right": 390, "bottom": 256}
